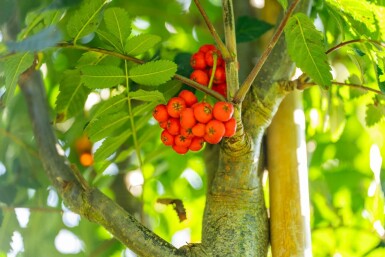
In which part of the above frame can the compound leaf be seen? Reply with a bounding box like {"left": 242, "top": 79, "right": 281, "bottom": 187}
{"left": 128, "top": 89, "right": 165, "bottom": 103}
{"left": 103, "top": 7, "right": 131, "bottom": 50}
{"left": 55, "top": 69, "right": 91, "bottom": 122}
{"left": 129, "top": 60, "right": 177, "bottom": 86}
{"left": 80, "top": 65, "right": 125, "bottom": 88}
{"left": 285, "top": 13, "right": 332, "bottom": 87}
{"left": 125, "top": 34, "right": 161, "bottom": 56}
{"left": 366, "top": 104, "right": 385, "bottom": 127}
{"left": 66, "top": 0, "right": 106, "bottom": 43}
{"left": 3, "top": 52, "right": 34, "bottom": 104}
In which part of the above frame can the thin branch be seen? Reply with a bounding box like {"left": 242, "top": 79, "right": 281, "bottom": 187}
{"left": 297, "top": 80, "right": 385, "bottom": 95}
{"left": 326, "top": 39, "right": 385, "bottom": 54}
{"left": 56, "top": 42, "right": 225, "bottom": 101}
{"left": 193, "top": 0, "right": 231, "bottom": 60}
{"left": 18, "top": 69, "right": 187, "bottom": 257}
{"left": 233, "top": 0, "right": 300, "bottom": 104}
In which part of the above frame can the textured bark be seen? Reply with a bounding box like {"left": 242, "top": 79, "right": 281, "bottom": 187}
{"left": 267, "top": 91, "right": 312, "bottom": 257}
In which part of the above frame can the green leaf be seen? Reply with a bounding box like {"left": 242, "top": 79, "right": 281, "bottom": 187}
{"left": 129, "top": 60, "right": 177, "bottom": 86}
{"left": 325, "top": 0, "right": 377, "bottom": 38}
{"left": 6, "top": 26, "right": 62, "bottom": 52}
{"left": 88, "top": 94, "right": 127, "bottom": 124}
{"left": 85, "top": 111, "right": 130, "bottom": 141}
{"left": 3, "top": 52, "right": 34, "bottom": 104}
{"left": 128, "top": 89, "right": 165, "bottom": 103}
{"left": 66, "top": 0, "right": 106, "bottom": 43}
{"left": 125, "top": 34, "right": 161, "bottom": 55}
{"left": 103, "top": 7, "right": 131, "bottom": 49}
{"left": 55, "top": 69, "right": 91, "bottom": 122}
{"left": 94, "top": 132, "right": 131, "bottom": 162}
{"left": 96, "top": 30, "right": 122, "bottom": 51}
{"left": 80, "top": 65, "right": 125, "bottom": 88}
{"left": 285, "top": 13, "right": 332, "bottom": 87}
{"left": 277, "top": 0, "right": 288, "bottom": 10}
{"left": 366, "top": 104, "right": 385, "bottom": 126}
{"left": 235, "top": 16, "right": 273, "bottom": 43}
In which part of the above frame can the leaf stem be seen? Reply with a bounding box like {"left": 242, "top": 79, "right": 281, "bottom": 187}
{"left": 326, "top": 39, "right": 385, "bottom": 54}
{"left": 56, "top": 42, "right": 225, "bottom": 101}
{"left": 297, "top": 80, "right": 385, "bottom": 95}
{"left": 193, "top": 0, "right": 231, "bottom": 60}
{"left": 232, "top": 0, "right": 300, "bottom": 104}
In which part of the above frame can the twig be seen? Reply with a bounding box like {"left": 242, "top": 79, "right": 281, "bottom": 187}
{"left": 193, "top": 0, "right": 231, "bottom": 60}
{"left": 326, "top": 39, "right": 385, "bottom": 54}
{"left": 233, "top": 0, "right": 300, "bottom": 104}
{"left": 56, "top": 42, "right": 225, "bottom": 101}
{"left": 297, "top": 80, "right": 385, "bottom": 95}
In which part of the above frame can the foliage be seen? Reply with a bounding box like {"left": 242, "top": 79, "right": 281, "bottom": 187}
{"left": 0, "top": 0, "right": 385, "bottom": 256}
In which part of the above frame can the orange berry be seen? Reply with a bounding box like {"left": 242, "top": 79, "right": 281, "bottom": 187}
{"left": 166, "top": 118, "right": 180, "bottom": 135}
{"left": 190, "top": 70, "right": 209, "bottom": 86}
{"left": 161, "top": 130, "right": 174, "bottom": 146}
{"left": 180, "top": 108, "right": 196, "bottom": 129}
{"left": 178, "top": 90, "right": 198, "bottom": 107}
{"left": 80, "top": 152, "right": 93, "bottom": 166}
{"left": 224, "top": 118, "right": 237, "bottom": 137}
{"left": 189, "top": 137, "right": 205, "bottom": 151}
{"left": 153, "top": 104, "right": 169, "bottom": 122}
{"left": 213, "top": 101, "right": 234, "bottom": 122}
{"left": 204, "top": 120, "right": 225, "bottom": 144}
{"left": 192, "top": 123, "right": 206, "bottom": 137}
{"left": 193, "top": 102, "right": 213, "bottom": 124}
{"left": 199, "top": 44, "right": 216, "bottom": 53}
{"left": 167, "top": 97, "right": 186, "bottom": 118}
{"left": 172, "top": 144, "right": 189, "bottom": 154}
{"left": 175, "top": 135, "right": 192, "bottom": 148}
{"left": 190, "top": 52, "right": 207, "bottom": 70}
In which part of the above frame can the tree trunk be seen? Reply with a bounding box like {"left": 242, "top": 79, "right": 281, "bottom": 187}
{"left": 267, "top": 91, "right": 312, "bottom": 256}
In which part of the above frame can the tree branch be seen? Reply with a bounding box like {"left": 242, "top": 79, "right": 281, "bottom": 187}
{"left": 18, "top": 69, "right": 187, "bottom": 257}
{"left": 233, "top": 0, "right": 300, "bottom": 104}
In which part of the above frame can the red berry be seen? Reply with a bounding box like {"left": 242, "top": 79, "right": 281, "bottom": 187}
{"left": 181, "top": 127, "right": 194, "bottom": 139}
{"left": 159, "top": 120, "right": 168, "bottom": 129}
{"left": 224, "top": 118, "right": 237, "bottom": 137}
{"left": 167, "top": 97, "right": 186, "bottom": 118}
{"left": 192, "top": 123, "right": 206, "bottom": 137}
{"left": 166, "top": 118, "right": 180, "bottom": 135}
{"left": 161, "top": 130, "right": 174, "bottom": 146}
{"left": 190, "top": 52, "right": 207, "bottom": 70}
{"left": 172, "top": 144, "right": 189, "bottom": 154}
{"left": 190, "top": 70, "right": 209, "bottom": 86}
{"left": 213, "top": 102, "right": 234, "bottom": 122}
{"left": 204, "top": 120, "right": 225, "bottom": 144}
{"left": 175, "top": 135, "right": 192, "bottom": 148}
{"left": 189, "top": 137, "right": 205, "bottom": 151}
{"left": 205, "top": 49, "right": 223, "bottom": 67}
{"left": 153, "top": 104, "right": 168, "bottom": 122}
{"left": 193, "top": 102, "right": 213, "bottom": 124}
{"left": 178, "top": 90, "right": 198, "bottom": 107}
{"left": 180, "top": 108, "right": 196, "bottom": 129}
{"left": 199, "top": 44, "right": 216, "bottom": 53}
{"left": 208, "top": 66, "right": 226, "bottom": 84}
{"left": 212, "top": 83, "right": 227, "bottom": 98}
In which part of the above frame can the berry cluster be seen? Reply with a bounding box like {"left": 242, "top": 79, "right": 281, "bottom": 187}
{"left": 153, "top": 90, "right": 236, "bottom": 154}
{"left": 190, "top": 44, "right": 227, "bottom": 97}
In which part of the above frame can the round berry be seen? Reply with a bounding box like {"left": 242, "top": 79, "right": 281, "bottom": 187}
{"left": 153, "top": 104, "right": 169, "bottom": 122}
{"left": 181, "top": 127, "right": 194, "bottom": 139}
{"left": 159, "top": 120, "right": 168, "bottom": 129}
{"left": 190, "top": 52, "right": 207, "bottom": 70}
{"left": 213, "top": 101, "right": 234, "bottom": 122}
{"left": 175, "top": 135, "right": 192, "bottom": 148}
{"left": 204, "top": 120, "right": 225, "bottom": 144}
{"left": 167, "top": 97, "right": 186, "bottom": 118}
{"left": 166, "top": 118, "right": 181, "bottom": 135}
{"left": 172, "top": 144, "right": 189, "bottom": 154}
{"left": 205, "top": 50, "right": 223, "bottom": 67}
{"left": 161, "top": 130, "right": 174, "bottom": 146}
{"left": 212, "top": 83, "right": 227, "bottom": 98}
{"left": 178, "top": 90, "right": 198, "bottom": 107}
{"left": 189, "top": 137, "right": 205, "bottom": 151}
{"left": 192, "top": 123, "right": 206, "bottom": 137}
{"left": 190, "top": 70, "right": 209, "bottom": 86}
{"left": 208, "top": 66, "right": 226, "bottom": 84}
{"left": 180, "top": 108, "right": 196, "bottom": 129}
{"left": 199, "top": 44, "right": 216, "bottom": 54}
{"left": 224, "top": 118, "right": 237, "bottom": 137}
{"left": 193, "top": 102, "right": 213, "bottom": 124}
